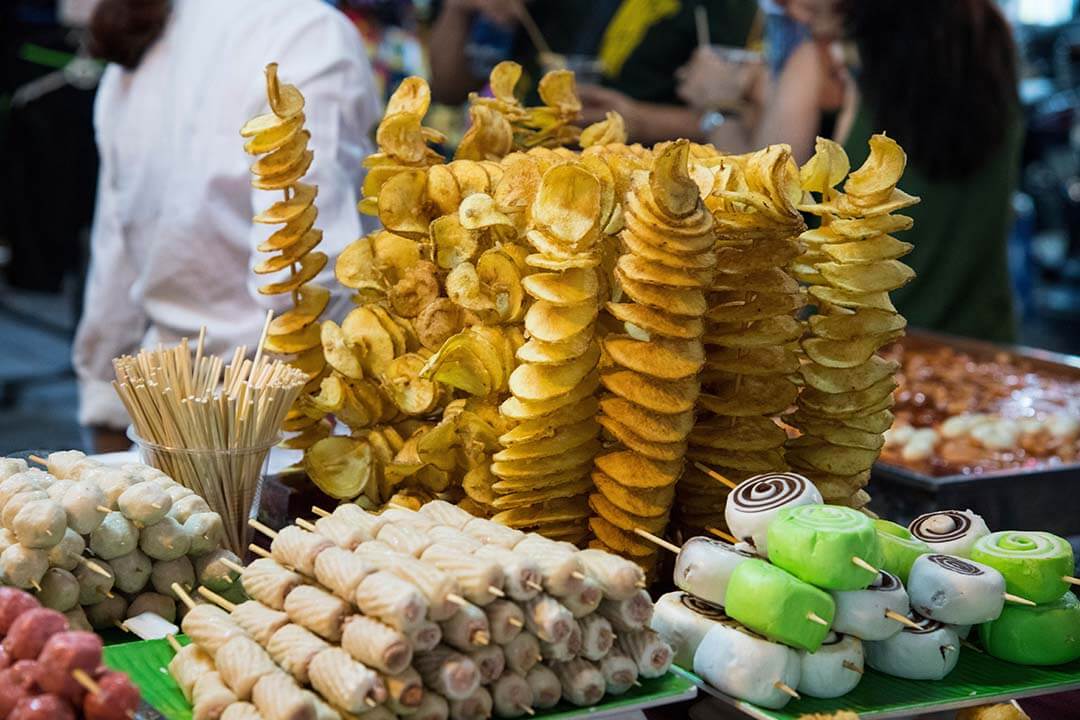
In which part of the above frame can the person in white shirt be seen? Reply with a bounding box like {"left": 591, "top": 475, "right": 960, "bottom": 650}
{"left": 74, "top": 0, "right": 380, "bottom": 451}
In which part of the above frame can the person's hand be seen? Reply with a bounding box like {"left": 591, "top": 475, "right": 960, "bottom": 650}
{"left": 577, "top": 84, "right": 638, "bottom": 135}
{"left": 675, "top": 46, "right": 762, "bottom": 111}
{"left": 445, "top": 0, "right": 521, "bottom": 27}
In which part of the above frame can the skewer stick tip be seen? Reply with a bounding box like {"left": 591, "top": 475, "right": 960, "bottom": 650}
{"left": 884, "top": 609, "right": 921, "bottom": 629}
{"left": 806, "top": 611, "right": 829, "bottom": 627}
{"left": 521, "top": 706, "right": 535, "bottom": 716}
{"left": 632, "top": 528, "right": 681, "bottom": 554}
{"left": 842, "top": 660, "right": 863, "bottom": 675}
{"left": 311, "top": 506, "right": 331, "bottom": 518}
{"left": 30, "top": 580, "right": 41, "bottom": 593}
{"left": 1003, "top": 592, "right": 1036, "bottom": 607}
{"left": 488, "top": 586, "right": 505, "bottom": 598}
{"left": 447, "top": 593, "right": 467, "bottom": 608}
{"left": 364, "top": 697, "right": 377, "bottom": 708}
{"left": 692, "top": 462, "right": 738, "bottom": 489}
{"left": 165, "top": 634, "right": 183, "bottom": 653}
{"left": 72, "top": 668, "right": 100, "bottom": 694}
{"left": 27, "top": 454, "right": 47, "bottom": 467}
{"left": 631, "top": 680, "right": 642, "bottom": 687}
{"left": 97, "top": 506, "right": 112, "bottom": 514}
{"left": 526, "top": 580, "right": 544, "bottom": 592}
{"left": 248, "top": 518, "right": 278, "bottom": 539}
{"left": 570, "top": 571, "right": 586, "bottom": 581}
{"left": 851, "top": 556, "right": 879, "bottom": 574}
{"left": 1063, "top": 575, "right": 1080, "bottom": 586}
{"left": 508, "top": 617, "right": 524, "bottom": 628}
{"left": 773, "top": 682, "right": 800, "bottom": 700}
{"left": 248, "top": 543, "right": 272, "bottom": 559}
{"left": 172, "top": 582, "right": 196, "bottom": 610}
{"left": 705, "top": 527, "right": 738, "bottom": 544}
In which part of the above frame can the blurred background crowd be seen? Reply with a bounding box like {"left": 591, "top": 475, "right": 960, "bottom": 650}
{"left": 1, "top": 0, "right": 1080, "bottom": 453}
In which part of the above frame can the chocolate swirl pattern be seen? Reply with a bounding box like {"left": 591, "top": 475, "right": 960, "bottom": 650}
{"left": 909, "top": 511, "right": 975, "bottom": 543}
{"left": 730, "top": 473, "right": 813, "bottom": 514}
{"left": 927, "top": 554, "right": 983, "bottom": 576}
{"left": 904, "top": 614, "right": 945, "bottom": 635}
{"left": 872, "top": 571, "right": 903, "bottom": 592}
{"left": 680, "top": 593, "right": 731, "bottom": 621}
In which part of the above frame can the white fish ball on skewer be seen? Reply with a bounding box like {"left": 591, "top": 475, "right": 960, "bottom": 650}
{"left": 12, "top": 498, "right": 66, "bottom": 549}
{"left": 119, "top": 483, "right": 172, "bottom": 526}
{"left": 797, "top": 632, "right": 864, "bottom": 699}
{"left": 151, "top": 556, "right": 195, "bottom": 599}
{"left": 141, "top": 516, "right": 192, "bottom": 561}
{"left": 90, "top": 511, "right": 139, "bottom": 559}
{"left": 693, "top": 623, "right": 802, "bottom": 710}
{"left": 59, "top": 481, "right": 108, "bottom": 534}
{"left": 185, "top": 512, "right": 225, "bottom": 556}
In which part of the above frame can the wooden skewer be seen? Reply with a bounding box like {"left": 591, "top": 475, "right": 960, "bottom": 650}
{"left": 220, "top": 557, "right": 245, "bottom": 574}
{"left": 851, "top": 556, "right": 879, "bottom": 574}
{"left": 884, "top": 610, "right": 921, "bottom": 629}
{"left": 296, "top": 518, "right": 317, "bottom": 532}
{"left": 114, "top": 620, "right": 129, "bottom": 633}
{"left": 365, "top": 697, "right": 377, "bottom": 708}
{"left": 447, "top": 593, "right": 468, "bottom": 608}
{"left": 706, "top": 527, "right": 739, "bottom": 544}
{"left": 1063, "top": 576, "right": 1080, "bottom": 586}
{"left": 104, "top": 591, "right": 115, "bottom": 599}
{"left": 72, "top": 668, "right": 100, "bottom": 694}
{"left": 526, "top": 580, "right": 544, "bottom": 592}
{"left": 249, "top": 544, "right": 272, "bottom": 559}
{"left": 508, "top": 617, "right": 524, "bottom": 628}
{"left": 249, "top": 518, "right": 278, "bottom": 539}
{"left": 842, "top": 660, "right": 863, "bottom": 675}
{"left": 30, "top": 580, "right": 41, "bottom": 592}
{"left": 521, "top": 706, "right": 535, "bottom": 716}
{"left": 198, "top": 586, "right": 237, "bottom": 613}
{"left": 942, "top": 644, "right": 957, "bottom": 653}
{"left": 961, "top": 638, "right": 984, "bottom": 654}
{"left": 97, "top": 505, "right": 112, "bottom": 514}
{"left": 633, "top": 528, "right": 680, "bottom": 555}
{"left": 312, "top": 506, "right": 331, "bottom": 518}
{"left": 165, "top": 634, "right": 183, "bottom": 653}
{"left": 773, "top": 682, "right": 800, "bottom": 700}
{"left": 27, "top": 454, "right": 47, "bottom": 467}
{"left": 1004, "top": 592, "right": 1036, "bottom": 607}
{"left": 806, "top": 612, "right": 829, "bottom": 627}
{"left": 692, "top": 462, "right": 738, "bottom": 489}
{"left": 488, "top": 586, "right": 505, "bottom": 598}
{"left": 79, "top": 556, "right": 113, "bottom": 579}
{"left": 570, "top": 571, "right": 586, "bottom": 581}
{"left": 172, "top": 582, "right": 196, "bottom": 611}
{"left": 632, "top": 680, "right": 641, "bottom": 688}
{"left": 635, "top": 581, "right": 648, "bottom": 589}
{"left": 471, "top": 630, "right": 490, "bottom": 646}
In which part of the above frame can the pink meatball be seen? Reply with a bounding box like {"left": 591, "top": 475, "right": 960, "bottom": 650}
{"left": 9, "top": 694, "right": 76, "bottom": 720}
{"left": 83, "top": 672, "right": 140, "bottom": 720}
{"left": 0, "top": 591, "right": 39, "bottom": 636}
{"left": 35, "top": 632, "right": 103, "bottom": 701}
{"left": 0, "top": 680, "right": 29, "bottom": 718}
{"left": 3, "top": 610, "right": 68, "bottom": 660}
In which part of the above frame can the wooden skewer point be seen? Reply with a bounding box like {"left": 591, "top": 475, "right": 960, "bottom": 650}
{"left": 851, "top": 556, "right": 879, "bottom": 574}
{"left": 364, "top": 697, "right": 377, "bottom": 708}
{"left": 692, "top": 462, "right": 738, "bottom": 489}
{"left": 961, "top": 638, "right": 984, "bottom": 654}
{"left": 942, "top": 644, "right": 957, "bottom": 653}
{"left": 472, "top": 630, "right": 490, "bottom": 646}
{"left": 198, "top": 585, "right": 237, "bottom": 613}
{"left": 632, "top": 680, "right": 642, "bottom": 688}
{"left": 508, "top": 617, "right": 524, "bottom": 628}
{"left": 311, "top": 506, "right": 331, "bottom": 518}
{"left": 842, "top": 660, "right": 863, "bottom": 675}
{"left": 633, "top": 528, "right": 680, "bottom": 555}
{"left": 488, "top": 586, "right": 506, "bottom": 598}
{"left": 1003, "top": 592, "right": 1036, "bottom": 607}
{"left": 220, "top": 557, "right": 245, "bottom": 574}
{"left": 104, "top": 591, "right": 114, "bottom": 599}
{"left": 296, "top": 518, "right": 317, "bottom": 532}
{"left": 526, "top": 580, "right": 544, "bottom": 592}
{"left": 884, "top": 610, "right": 921, "bottom": 629}
{"left": 72, "top": 668, "right": 100, "bottom": 695}
{"left": 635, "top": 580, "right": 648, "bottom": 589}
{"left": 248, "top": 543, "right": 272, "bottom": 559}
{"left": 248, "top": 518, "right": 278, "bottom": 539}
{"left": 30, "top": 580, "right": 41, "bottom": 593}
{"left": 114, "top": 620, "right": 130, "bottom": 633}
{"left": 1063, "top": 575, "right": 1080, "bottom": 586}
{"left": 165, "top": 634, "right": 183, "bottom": 653}
{"left": 773, "top": 681, "right": 800, "bottom": 700}
{"left": 27, "top": 454, "right": 47, "bottom": 468}
{"left": 570, "top": 571, "right": 586, "bottom": 581}
{"left": 706, "top": 527, "right": 739, "bottom": 544}
{"left": 97, "top": 506, "right": 112, "bottom": 514}
{"left": 521, "top": 706, "right": 535, "bottom": 716}
{"left": 172, "top": 582, "right": 196, "bottom": 611}
{"left": 447, "top": 593, "right": 468, "bottom": 608}
{"left": 80, "top": 557, "right": 112, "bottom": 579}
{"left": 806, "top": 612, "right": 830, "bottom": 627}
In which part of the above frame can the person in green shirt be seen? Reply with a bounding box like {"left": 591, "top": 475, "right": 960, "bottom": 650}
{"left": 427, "top": 0, "right": 759, "bottom": 144}
{"left": 680, "top": 0, "right": 1022, "bottom": 343}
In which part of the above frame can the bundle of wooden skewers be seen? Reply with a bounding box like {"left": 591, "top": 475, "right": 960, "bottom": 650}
{"left": 111, "top": 319, "right": 308, "bottom": 553}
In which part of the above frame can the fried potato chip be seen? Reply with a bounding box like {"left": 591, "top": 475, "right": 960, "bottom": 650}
{"left": 698, "top": 375, "right": 798, "bottom": 416}
{"left": 427, "top": 164, "right": 461, "bottom": 215}
{"left": 424, "top": 339, "right": 493, "bottom": 397}
{"left": 378, "top": 169, "right": 430, "bottom": 237}
{"left": 477, "top": 249, "right": 525, "bottom": 322}
{"left": 515, "top": 326, "right": 591, "bottom": 364}
{"left": 818, "top": 260, "right": 915, "bottom": 294}
{"left": 809, "top": 308, "right": 906, "bottom": 341}
{"left": 431, "top": 215, "right": 479, "bottom": 270}
{"left": 241, "top": 110, "right": 304, "bottom": 149}
{"left": 449, "top": 160, "right": 491, "bottom": 197}
{"left": 592, "top": 471, "right": 674, "bottom": 517}
{"left": 598, "top": 415, "right": 687, "bottom": 462}
{"left": 606, "top": 303, "right": 703, "bottom": 340}
{"left": 259, "top": 207, "right": 318, "bottom": 253}
{"left": 386, "top": 76, "right": 431, "bottom": 117}
{"left": 368, "top": 305, "right": 409, "bottom": 357}
{"left": 685, "top": 447, "right": 784, "bottom": 473}
{"left": 521, "top": 268, "right": 598, "bottom": 307}
{"left": 268, "top": 285, "right": 330, "bottom": 336}
{"left": 599, "top": 397, "right": 693, "bottom": 443}
{"left": 251, "top": 129, "right": 310, "bottom": 177}
{"left": 830, "top": 409, "right": 894, "bottom": 434}
{"left": 594, "top": 451, "right": 681, "bottom": 489}
{"left": 262, "top": 62, "right": 304, "bottom": 118}
{"left": 533, "top": 164, "right": 601, "bottom": 246}
{"left": 383, "top": 353, "right": 440, "bottom": 415}
{"left": 580, "top": 111, "right": 627, "bottom": 148}
{"left": 499, "top": 399, "right": 598, "bottom": 447}
{"left": 711, "top": 267, "right": 800, "bottom": 295}
{"left": 320, "top": 319, "right": 364, "bottom": 379}
{"left": 800, "top": 375, "right": 897, "bottom": 415}
{"left": 416, "top": 298, "right": 466, "bottom": 350}
{"left": 589, "top": 492, "right": 668, "bottom": 534}
{"left": 705, "top": 316, "right": 804, "bottom": 348}
{"left": 604, "top": 336, "right": 704, "bottom": 380}
{"left": 500, "top": 370, "right": 600, "bottom": 420}
{"left": 809, "top": 285, "right": 897, "bottom": 312}
{"left": 800, "top": 354, "right": 899, "bottom": 394}
{"left": 800, "top": 136, "right": 850, "bottom": 194}
{"left": 491, "top": 440, "right": 601, "bottom": 479}
{"left": 253, "top": 229, "right": 322, "bottom": 275}
{"left": 305, "top": 436, "right": 372, "bottom": 500}
{"left": 688, "top": 416, "right": 787, "bottom": 452}
{"left": 705, "top": 291, "right": 804, "bottom": 324}
{"left": 649, "top": 140, "right": 699, "bottom": 218}
{"left": 493, "top": 419, "right": 598, "bottom": 462}
{"left": 788, "top": 415, "right": 884, "bottom": 451}
{"left": 342, "top": 306, "right": 396, "bottom": 376}
{"left": 844, "top": 134, "right": 905, "bottom": 203}
{"left": 261, "top": 319, "right": 321, "bottom": 354}
{"left": 537, "top": 69, "right": 581, "bottom": 115}
{"left": 786, "top": 437, "right": 880, "bottom": 476}
{"left": 600, "top": 369, "right": 698, "bottom": 414}
{"left": 494, "top": 496, "right": 590, "bottom": 528}
{"left": 254, "top": 183, "right": 317, "bottom": 224}
{"left": 251, "top": 150, "right": 313, "bottom": 192}
{"left": 459, "top": 193, "right": 514, "bottom": 230}
{"left": 713, "top": 236, "right": 802, "bottom": 273}
{"left": 493, "top": 478, "right": 595, "bottom": 511}
{"left": 389, "top": 261, "right": 439, "bottom": 318}
{"left": 802, "top": 331, "right": 902, "bottom": 369}
{"left": 507, "top": 343, "right": 599, "bottom": 401}
{"left": 376, "top": 112, "right": 426, "bottom": 165}
{"left": 489, "top": 60, "right": 522, "bottom": 103}
{"left": 524, "top": 300, "right": 598, "bottom": 343}
{"left": 704, "top": 346, "right": 800, "bottom": 376}
{"left": 446, "top": 262, "right": 495, "bottom": 311}
{"left": 616, "top": 255, "right": 712, "bottom": 289}
{"left": 615, "top": 270, "right": 706, "bottom": 317}
{"left": 620, "top": 229, "right": 716, "bottom": 270}
{"left": 491, "top": 464, "right": 592, "bottom": 493}
{"left": 820, "top": 235, "right": 913, "bottom": 264}
{"left": 588, "top": 517, "right": 657, "bottom": 557}
{"left": 524, "top": 252, "right": 601, "bottom": 271}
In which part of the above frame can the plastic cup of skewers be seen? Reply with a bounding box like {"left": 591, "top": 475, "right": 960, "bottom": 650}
{"left": 128, "top": 427, "right": 278, "bottom": 555}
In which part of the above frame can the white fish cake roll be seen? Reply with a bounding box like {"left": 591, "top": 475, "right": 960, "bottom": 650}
{"left": 271, "top": 527, "right": 333, "bottom": 576}
{"left": 552, "top": 658, "right": 605, "bottom": 707}
{"left": 355, "top": 570, "right": 428, "bottom": 632}
{"left": 467, "top": 644, "right": 505, "bottom": 685}
{"left": 484, "top": 599, "right": 524, "bottom": 644}
{"left": 561, "top": 576, "right": 603, "bottom": 618}
{"left": 599, "top": 589, "right": 653, "bottom": 633}
{"left": 448, "top": 685, "right": 492, "bottom": 720}
{"left": 169, "top": 644, "right": 215, "bottom": 702}
{"left": 231, "top": 601, "right": 289, "bottom": 646}
{"left": 579, "top": 614, "right": 615, "bottom": 661}
{"left": 313, "top": 546, "right": 373, "bottom": 601}
{"left": 439, "top": 599, "right": 490, "bottom": 653}
{"left": 217, "top": 635, "right": 278, "bottom": 699}
{"left": 192, "top": 671, "right": 238, "bottom": 720}
{"left": 525, "top": 665, "right": 561, "bottom": 709}
{"left": 284, "top": 585, "right": 350, "bottom": 642}
{"left": 313, "top": 513, "right": 371, "bottom": 550}
{"left": 221, "top": 702, "right": 262, "bottom": 720}
{"left": 419, "top": 500, "right": 474, "bottom": 529}
{"left": 619, "top": 629, "right": 673, "bottom": 679}
{"left": 182, "top": 604, "right": 247, "bottom": 655}
{"left": 268, "top": 623, "right": 330, "bottom": 685}
{"left": 491, "top": 672, "right": 533, "bottom": 719}
{"left": 600, "top": 648, "right": 638, "bottom": 695}
{"left": 330, "top": 504, "right": 387, "bottom": 538}
{"left": 503, "top": 632, "right": 540, "bottom": 675}
{"left": 408, "top": 619, "right": 443, "bottom": 652}
{"left": 308, "top": 647, "right": 385, "bottom": 714}
{"left": 575, "top": 549, "right": 644, "bottom": 601}
{"left": 421, "top": 546, "right": 504, "bottom": 606}
{"left": 471, "top": 545, "right": 541, "bottom": 602}
{"left": 461, "top": 518, "right": 524, "bottom": 549}
{"left": 251, "top": 670, "right": 317, "bottom": 720}
{"left": 341, "top": 614, "right": 413, "bottom": 675}
{"left": 242, "top": 559, "right": 303, "bottom": 611}
{"left": 377, "top": 523, "right": 432, "bottom": 557}
{"left": 414, "top": 646, "right": 480, "bottom": 701}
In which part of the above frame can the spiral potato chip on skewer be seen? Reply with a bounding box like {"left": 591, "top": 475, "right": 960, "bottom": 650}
{"left": 589, "top": 140, "right": 716, "bottom": 571}
{"left": 786, "top": 136, "right": 919, "bottom": 508}
{"left": 241, "top": 63, "right": 333, "bottom": 450}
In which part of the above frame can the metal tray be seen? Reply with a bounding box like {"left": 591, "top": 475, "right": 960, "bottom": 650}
{"left": 869, "top": 331, "right": 1080, "bottom": 533}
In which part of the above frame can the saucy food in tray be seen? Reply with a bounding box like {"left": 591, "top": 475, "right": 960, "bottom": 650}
{"left": 879, "top": 343, "right": 1080, "bottom": 476}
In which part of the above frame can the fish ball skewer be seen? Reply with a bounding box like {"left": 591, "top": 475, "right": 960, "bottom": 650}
{"left": 59, "top": 481, "right": 107, "bottom": 535}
